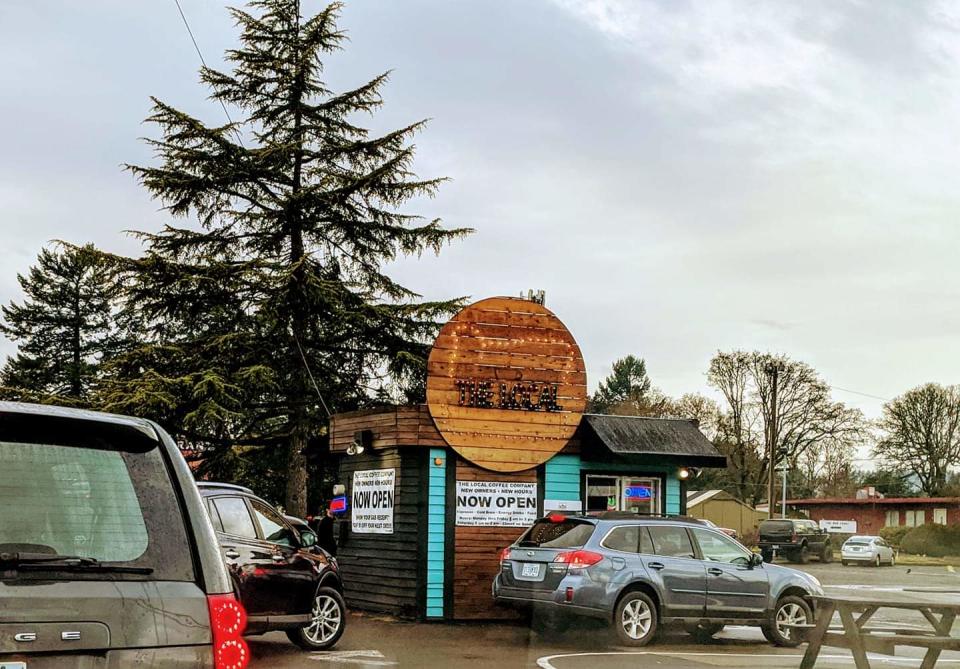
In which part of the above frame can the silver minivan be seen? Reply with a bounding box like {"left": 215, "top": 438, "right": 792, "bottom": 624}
{"left": 0, "top": 402, "right": 247, "bottom": 668}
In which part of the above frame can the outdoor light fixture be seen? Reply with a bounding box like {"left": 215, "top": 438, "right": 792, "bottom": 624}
{"left": 677, "top": 467, "right": 701, "bottom": 480}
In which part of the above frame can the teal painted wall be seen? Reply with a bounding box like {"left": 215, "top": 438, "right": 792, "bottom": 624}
{"left": 545, "top": 455, "right": 681, "bottom": 515}
{"left": 544, "top": 454, "right": 581, "bottom": 502}
{"left": 426, "top": 449, "right": 446, "bottom": 618}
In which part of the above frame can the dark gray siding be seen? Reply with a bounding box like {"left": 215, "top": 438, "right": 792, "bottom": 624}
{"left": 337, "top": 448, "right": 421, "bottom": 617}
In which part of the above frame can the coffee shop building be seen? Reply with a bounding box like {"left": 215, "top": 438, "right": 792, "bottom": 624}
{"left": 328, "top": 297, "right": 725, "bottom": 620}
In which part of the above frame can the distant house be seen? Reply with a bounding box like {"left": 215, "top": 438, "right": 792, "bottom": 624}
{"left": 686, "top": 489, "right": 767, "bottom": 537}
{"left": 786, "top": 490, "right": 960, "bottom": 536}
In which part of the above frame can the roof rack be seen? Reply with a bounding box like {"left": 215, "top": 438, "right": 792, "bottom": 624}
{"left": 196, "top": 481, "right": 254, "bottom": 495}
{"left": 595, "top": 511, "right": 707, "bottom": 523}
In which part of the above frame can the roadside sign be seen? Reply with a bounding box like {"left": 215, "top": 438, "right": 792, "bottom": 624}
{"left": 819, "top": 519, "right": 857, "bottom": 533}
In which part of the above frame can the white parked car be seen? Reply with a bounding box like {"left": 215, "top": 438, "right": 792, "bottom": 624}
{"left": 841, "top": 535, "right": 896, "bottom": 567}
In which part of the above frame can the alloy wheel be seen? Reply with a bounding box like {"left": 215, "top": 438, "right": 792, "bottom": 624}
{"left": 304, "top": 593, "right": 343, "bottom": 645}
{"left": 621, "top": 598, "right": 652, "bottom": 640}
{"left": 775, "top": 602, "right": 808, "bottom": 640}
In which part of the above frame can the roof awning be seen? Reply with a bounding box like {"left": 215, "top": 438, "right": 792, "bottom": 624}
{"left": 580, "top": 414, "right": 727, "bottom": 468}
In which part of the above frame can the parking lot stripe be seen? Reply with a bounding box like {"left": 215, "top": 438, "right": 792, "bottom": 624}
{"left": 308, "top": 650, "right": 397, "bottom": 666}
{"left": 536, "top": 651, "right": 960, "bottom": 669}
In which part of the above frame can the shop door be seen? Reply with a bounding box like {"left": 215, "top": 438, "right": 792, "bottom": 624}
{"left": 585, "top": 475, "right": 661, "bottom": 515}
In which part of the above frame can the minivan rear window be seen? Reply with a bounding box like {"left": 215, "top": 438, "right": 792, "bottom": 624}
{"left": 518, "top": 519, "right": 595, "bottom": 548}
{"left": 0, "top": 423, "right": 196, "bottom": 582}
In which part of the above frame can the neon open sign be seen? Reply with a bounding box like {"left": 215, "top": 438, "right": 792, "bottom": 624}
{"left": 329, "top": 496, "right": 348, "bottom": 513}
{"left": 624, "top": 486, "right": 652, "bottom": 501}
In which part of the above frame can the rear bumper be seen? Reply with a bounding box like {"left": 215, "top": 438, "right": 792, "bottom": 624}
{"left": 841, "top": 553, "right": 878, "bottom": 562}
{"left": 758, "top": 542, "right": 800, "bottom": 551}
{"left": 0, "top": 646, "right": 213, "bottom": 668}
{"left": 491, "top": 575, "right": 607, "bottom": 620}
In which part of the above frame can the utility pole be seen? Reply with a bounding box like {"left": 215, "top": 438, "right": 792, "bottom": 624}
{"left": 780, "top": 462, "right": 788, "bottom": 519}
{"left": 765, "top": 361, "right": 785, "bottom": 519}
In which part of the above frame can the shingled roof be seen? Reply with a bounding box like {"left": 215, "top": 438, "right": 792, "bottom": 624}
{"left": 580, "top": 414, "right": 726, "bottom": 468}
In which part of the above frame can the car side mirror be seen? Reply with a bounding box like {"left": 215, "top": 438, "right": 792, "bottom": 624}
{"left": 750, "top": 553, "right": 764, "bottom": 568}
{"left": 299, "top": 530, "right": 318, "bottom": 548}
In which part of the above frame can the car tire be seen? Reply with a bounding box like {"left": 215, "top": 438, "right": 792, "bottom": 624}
{"left": 890, "top": 554, "right": 896, "bottom": 567}
{"left": 613, "top": 591, "right": 658, "bottom": 647}
{"left": 763, "top": 595, "right": 813, "bottom": 648}
{"left": 820, "top": 544, "right": 833, "bottom": 563}
{"left": 874, "top": 555, "right": 881, "bottom": 568}
{"left": 286, "top": 586, "right": 346, "bottom": 651}
{"left": 841, "top": 559, "right": 849, "bottom": 566}
{"left": 684, "top": 622, "right": 724, "bottom": 641}
{"left": 761, "top": 549, "right": 774, "bottom": 563}
{"left": 795, "top": 545, "right": 809, "bottom": 564}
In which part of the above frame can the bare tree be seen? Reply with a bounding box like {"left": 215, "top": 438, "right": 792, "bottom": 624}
{"left": 876, "top": 383, "right": 960, "bottom": 496}
{"left": 707, "top": 350, "right": 867, "bottom": 505}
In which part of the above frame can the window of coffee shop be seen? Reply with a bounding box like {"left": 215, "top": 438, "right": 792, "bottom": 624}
{"left": 585, "top": 475, "right": 661, "bottom": 515}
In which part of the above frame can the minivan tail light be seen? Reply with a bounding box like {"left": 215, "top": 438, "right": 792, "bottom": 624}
{"left": 500, "top": 548, "right": 512, "bottom": 563}
{"left": 207, "top": 593, "right": 249, "bottom": 669}
{"left": 553, "top": 550, "right": 604, "bottom": 569}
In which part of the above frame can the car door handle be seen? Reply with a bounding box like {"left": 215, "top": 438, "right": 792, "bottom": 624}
{"left": 647, "top": 561, "right": 665, "bottom": 570}
{"left": 224, "top": 548, "right": 241, "bottom": 560}
{"left": 707, "top": 567, "right": 724, "bottom": 576}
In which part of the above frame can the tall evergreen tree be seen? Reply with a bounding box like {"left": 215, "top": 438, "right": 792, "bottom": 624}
{"left": 590, "top": 355, "right": 655, "bottom": 414}
{"left": 105, "top": 0, "right": 469, "bottom": 514}
{"left": 0, "top": 244, "right": 120, "bottom": 403}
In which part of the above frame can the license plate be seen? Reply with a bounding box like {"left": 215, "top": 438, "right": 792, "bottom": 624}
{"left": 772, "top": 545, "right": 780, "bottom": 550}
{"left": 521, "top": 563, "right": 540, "bottom": 578}
{"left": 1, "top": 663, "right": 27, "bottom": 669}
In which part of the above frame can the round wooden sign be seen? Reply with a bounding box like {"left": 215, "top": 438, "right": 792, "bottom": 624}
{"left": 426, "top": 297, "right": 587, "bottom": 472}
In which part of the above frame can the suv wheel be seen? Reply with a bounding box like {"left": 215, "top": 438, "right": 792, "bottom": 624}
{"left": 820, "top": 544, "right": 833, "bottom": 563}
{"left": 763, "top": 595, "right": 812, "bottom": 648}
{"left": 790, "top": 545, "right": 809, "bottom": 564}
{"left": 761, "top": 549, "right": 774, "bottom": 563}
{"left": 286, "top": 587, "right": 346, "bottom": 651}
{"left": 613, "top": 591, "right": 658, "bottom": 646}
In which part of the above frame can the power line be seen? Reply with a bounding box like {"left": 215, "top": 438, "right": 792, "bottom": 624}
{"left": 171, "top": 0, "right": 239, "bottom": 136}
{"left": 170, "top": 0, "right": 332, "bottom": 420}
{"left": 829, "top": 385, "right": 891, "bottom": 403}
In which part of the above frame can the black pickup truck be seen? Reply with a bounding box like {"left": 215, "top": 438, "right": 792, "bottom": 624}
{"left": 758, "top": 518, "right": 833, "bottom": 563}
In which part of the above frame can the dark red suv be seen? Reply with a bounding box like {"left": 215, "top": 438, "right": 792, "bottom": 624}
{"left": 198, "top": 482, "right": 346, "bottom": 650}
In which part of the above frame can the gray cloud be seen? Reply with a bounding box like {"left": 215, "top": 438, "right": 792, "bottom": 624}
{"left": 2, "top": 0, "right": 959, "bottom": 421}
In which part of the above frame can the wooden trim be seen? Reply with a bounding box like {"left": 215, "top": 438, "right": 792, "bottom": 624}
{"left": 443, "top": 453, "right": 456, "bottom": 620}
{"left": 416, "top": 449, "right": 429, "bottom": 620}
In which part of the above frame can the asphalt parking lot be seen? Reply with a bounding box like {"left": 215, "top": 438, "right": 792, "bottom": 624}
{"left": 249, "top": 561, "right": 960, "bottom": 669}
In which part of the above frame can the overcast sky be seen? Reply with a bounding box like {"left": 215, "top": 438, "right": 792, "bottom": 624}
{"left": 3, "top": 0, "right": 960, "bottom": 451}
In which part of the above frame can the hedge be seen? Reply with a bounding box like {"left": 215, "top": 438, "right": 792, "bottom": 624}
{"left": 879, "top": 526, "right": 912, "bottom": 547}
{"left": 899, "top": 524, "right": 960, "bottom": 558}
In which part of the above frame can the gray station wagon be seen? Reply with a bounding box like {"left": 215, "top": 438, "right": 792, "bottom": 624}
{"left": 493, "top": 513, "right": 824, "bottom": 647}
{"left": 0, "top": 402, "right": 247, "bottom": 669}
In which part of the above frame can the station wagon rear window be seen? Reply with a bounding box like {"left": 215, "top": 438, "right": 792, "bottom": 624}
{"left": 518, "top": 519, "right": 595, "bottom": 548}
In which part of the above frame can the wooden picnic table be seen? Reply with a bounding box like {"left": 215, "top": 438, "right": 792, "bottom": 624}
{"left": 800, "top": 591, "right": 960, "bottom": 669}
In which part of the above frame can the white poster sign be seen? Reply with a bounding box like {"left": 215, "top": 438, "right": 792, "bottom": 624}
{"left": 819, "top": 519, "right": 857, "bottom": 534}
{"left": 456, "top": 481, "right": 538, "bottom": 527}
{"left": 351, "top": 469, "right": 395, "bottom": 534}
{"left": 543, "top": 499, "right": 582, "bottom": 513}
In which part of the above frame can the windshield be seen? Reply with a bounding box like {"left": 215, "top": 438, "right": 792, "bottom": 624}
{"left": 0, "top": 436, "right": 194, "bottom": 581}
